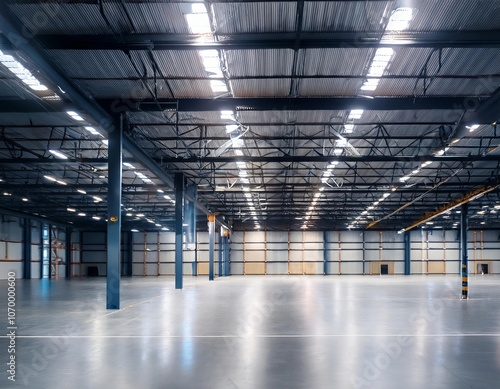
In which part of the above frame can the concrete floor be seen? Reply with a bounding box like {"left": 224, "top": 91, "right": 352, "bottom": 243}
{"left": 1, "top": 275, "right": 500, "bottom": 389}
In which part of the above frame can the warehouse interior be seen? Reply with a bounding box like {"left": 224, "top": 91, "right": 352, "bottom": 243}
{"left": 0, "top": 0, "right": 499, "bottom": 388}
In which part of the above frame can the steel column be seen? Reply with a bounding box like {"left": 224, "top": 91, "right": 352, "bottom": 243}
{"left": 174, "top": 173, "right": 184, "bottom": 289}
{"left": 47, "top": 225, "right": 52, "bottom": 279}
{"left": 404, "top": 231, "right": 411, "bottom": 276}
{"left": 323, "top": 231, "right": 328, "bottom": 275}
{"left": 223, "top": 231, "right": 230, "bottom": 277}
{"left": 106, "top": 117, "right": 123, "bottom": 310}
{"left": 125, "top": 231, "right": 133, "bottom": 277}
{"left": 208, "top": 214, "right": 215, "bottom": 281}
{"left": 193, "top": 242, "right": 198, "bottom": 277}
{"left": 39, "top": 223, "right": 44, "bottom": 279}
{"left": 22, "top": 219, "right": 32, "bottom": 280}
{"left": 460, "top": 204, "right": 469, "bottom": 299}
{"left": 65, "top": 227, "right": 72, "bottom": 278}
{"left": 218, "top": 228, "right": 223, "bottom": 277}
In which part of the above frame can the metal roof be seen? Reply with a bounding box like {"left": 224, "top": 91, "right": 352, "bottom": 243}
{"left": 0, "top": 0, "right": 498, "bottom": 232}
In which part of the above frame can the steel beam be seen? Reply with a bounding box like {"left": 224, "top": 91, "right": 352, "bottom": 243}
{"left": 11, "top": 31, "right": 500, "bottom": 50}
{"left": 401, "top": 184, "right": 500, "bottom": 232}
{"left": 106, "top": 116, "right": 122, "bottom": 309}
{"left": 106, "top": 96, "right": 472, "bottom": 113}
{"left": 174, "top": 173, "right": 184, "bottom": 289}
{"left": 152, "top": 155, "right": 500, "bottom": 164}
{"left": 1, "top": 151, "right": 499, "bottom": 164}
{"left": 0, "top": 96, "right": 473, "bottom": 113}
{"left": 460, "top": 204, "right": 468, "bottom": 299}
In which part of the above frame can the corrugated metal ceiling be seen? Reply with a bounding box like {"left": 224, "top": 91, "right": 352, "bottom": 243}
{"left": 411, "top": 0, "right": 500, "bottom": 31}
{"left": 213, "top": 2, "right": 297, "bottom": 34}
{"left": 302, "top": 1, "right": 391, "bottom": 32}
{"left": 1, "top": 0, "right": 499, "bottom": 230}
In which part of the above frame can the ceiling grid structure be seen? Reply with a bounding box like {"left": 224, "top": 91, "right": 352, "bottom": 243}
{"left": 0, "top": 0, "right": 497, "bottom": 232}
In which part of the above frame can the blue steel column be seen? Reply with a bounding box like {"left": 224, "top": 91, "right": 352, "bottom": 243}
{"left": 218, "top": 228, "right": 223, "bottom": 277}
{"left": 106, "top": 115, "right": 123, "bottom": 310}
{"left": 193, "top": 236, "right": 198, "bottom": 277}
{"left": 223, "top": 233, "right": 230, "bottom": 276}
{"left": 404, "top": 231, "right": 411, "bottom": 275}
{"left": 65, "top": 227, "right": 72, "bottom": 278}
{"left": 23, "top": 219, "right": 32, "bottom": 279}
{"left": 175, "top": 173, "right": 184, "bottom": 289}
{"left": 125, "top": 231, "right": 133, "bottom": 277}
{"left": 460, "top": 204, "right": 468, "bottom": 299}
{"left": 48, "top": 225, "right": 52, "bottom": 279}
{"left": 40, "top": 223, "right": 46, "bottom": 279}
{"left": 323, "top": 231, "right": 328, "bottom": 275}
{"left": 208, "top": 214, "right": 215, "bottom": 281}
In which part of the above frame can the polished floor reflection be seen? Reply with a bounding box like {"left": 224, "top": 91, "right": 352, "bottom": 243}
{"left": 1, "top": 275, "right": 499, "bottom": 388}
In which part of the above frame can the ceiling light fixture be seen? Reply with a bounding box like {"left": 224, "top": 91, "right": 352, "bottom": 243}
{"left": 49, "top": 150, "right": 68, "bottom": 160}
{"left": 185, "top": 4, "right": 211, "bottom": 34}
{"left": 385, "top": 7, "right": 414, "bottom": 31}
{"left": 0, "top": 51, "right": 49, "bottom": 91}
{"left": 67, "top": 111, "right": 84, "bottom": 121}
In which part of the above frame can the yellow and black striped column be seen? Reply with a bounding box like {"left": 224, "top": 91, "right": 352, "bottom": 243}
{"left": 460, "top": 204, "right": 468, "bottom": 299}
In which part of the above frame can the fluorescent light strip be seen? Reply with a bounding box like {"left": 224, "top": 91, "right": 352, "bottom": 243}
{"left": 49, "top": 150, "right": 68, "bottom": 160}
{"left": 386, "top": 7, "right": 414, "bottom": 31}
{"left": 0, "top": 51, "right": 49, "bottom": 91}
{"left": 84, "top": 126, "right": 101, "bottom": 136}
{"left": 358, "top": 7, "right": 414, "bottom": 95}
{"left": 67, "top": 111, "right": 84, "bottom": 121}
{"left": 210, "top": 80, "right": 228, "bottom": 92}
{"left": 185, "top": 11, "right": 211, "bottom": 34}
{"left": 344, "top": 124, "right": 354, "bottom": 133}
